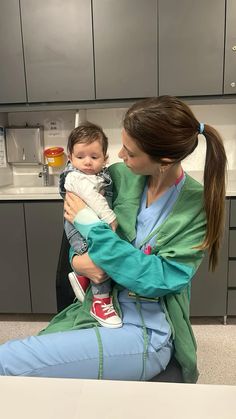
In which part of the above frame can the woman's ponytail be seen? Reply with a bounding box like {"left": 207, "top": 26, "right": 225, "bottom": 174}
{"left": 200, "top": 125, "right": 227, "bottom": 271}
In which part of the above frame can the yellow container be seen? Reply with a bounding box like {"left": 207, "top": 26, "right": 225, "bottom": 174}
{"left": 44, "top": 147, "right": 64, "bottom": 167}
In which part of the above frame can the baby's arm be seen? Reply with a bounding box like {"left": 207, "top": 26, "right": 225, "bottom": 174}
{"left": 65, "top": 171, "right": 116, "bottom": 225}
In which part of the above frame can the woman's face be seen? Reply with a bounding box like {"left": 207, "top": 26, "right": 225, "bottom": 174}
{"left": 118, "top": 129, "right": 160, "bottom": 176}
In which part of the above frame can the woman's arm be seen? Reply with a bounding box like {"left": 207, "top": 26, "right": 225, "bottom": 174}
{"left": 72, "top": 252, "right": 108, "bottom": 283}
{"left": 86, "top": 224, "right": 194, "bottom": 297}
{"left": 64, "top": 193, "right": 196, "bottom": 297}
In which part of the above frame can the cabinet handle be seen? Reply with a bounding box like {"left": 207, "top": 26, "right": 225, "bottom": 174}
{"left": 232, "top": 46, "right": 236, "bottom": 51}
{"left": 230, "top": 82, "right": 236, "bottom": 88}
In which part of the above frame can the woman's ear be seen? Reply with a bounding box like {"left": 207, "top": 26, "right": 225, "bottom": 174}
{"left": 160, "top": 158, "right": 173, "bottom": 173}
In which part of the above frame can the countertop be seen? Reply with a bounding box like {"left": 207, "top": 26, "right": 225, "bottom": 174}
{"left": 0, "top": 185, "right": 62, "bottom": 200}
{"left": 0, "top": 376, "right": 236, "bottom": 419}
{"left": 0, "top": 170, "right": 236, "bottom": 200}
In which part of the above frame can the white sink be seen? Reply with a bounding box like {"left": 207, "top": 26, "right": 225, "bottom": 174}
{"left": 0, "top": 186, "right": 58, "bottom": 195}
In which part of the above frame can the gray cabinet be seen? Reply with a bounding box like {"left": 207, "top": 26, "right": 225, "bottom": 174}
{"left": 0, "top": 0, "right": 27, "bottom": 104}
{"left": 0, "top": 203, "right": 31, "bottom": 313}
{"left": 227, "top": 198, "right": 236, "bottom": 315}
{"left": 93, "top": 0, "right": 158, "bottom": 99}
{"left": 230, "top": 199, "right": 236, "bottom": 226}
{"left": 227, "top": 290, "right": 236, "bottom": 315}
{"left": 224, "top": 0, "right": 236, "bottom": 94}
{"left": 0, "top": 201, "right": 63, "bottom": 314}
{"left": 190, "top": 200, "right": 229, "bottom": 317}
{"left": 20, "top": 0, "right": 94, "bottom": 102}
{"left": 159, "top": 0, "right": 225, "bottom": 96}
{"left": 25, "top": 202, "right": 63, "bottom": 313}
{"left": 1, "top": 0, "right": 236, "bottom": 105}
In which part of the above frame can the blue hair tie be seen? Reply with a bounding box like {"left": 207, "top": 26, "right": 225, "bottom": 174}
{"left": 199, "top": 122, "right": 204, "bottom": 134}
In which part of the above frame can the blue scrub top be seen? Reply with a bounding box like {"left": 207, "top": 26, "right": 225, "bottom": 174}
{"left": 118, "top": 173, "right": 186, "bottom": 350}
{"left": 134, "top": 173, "right": 186, "bottom": 251}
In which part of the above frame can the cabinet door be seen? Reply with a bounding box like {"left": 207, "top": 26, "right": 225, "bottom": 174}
{"left": 224, "top": 0, "right": 236, "bottom": 94}
{"left": 0, "top": 0, "right": 27, "bottom": 104}
{"left": 93, "top": 0, "right": 158, "bottom": 99}
{"left": 25, "top": 201, "right": 64, "bottom": 313}
{"left": 0, "top": 203, "right": 31, "bottom": 313}
{"left": 20, "top": 0, "right": 94, "bottom": 102}
{"left": 190, "top": 200, "right": 229, "bottom": 317}
{"left": 159, "top": 0, "right": 225, "bottom": 96}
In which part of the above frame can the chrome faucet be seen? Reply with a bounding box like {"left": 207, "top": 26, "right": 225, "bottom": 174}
{"left": 38, "top": 164, "right": 49, "bottom": 186}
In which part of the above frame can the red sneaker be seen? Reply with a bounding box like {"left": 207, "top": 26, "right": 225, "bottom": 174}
{"left": 90, "top": 296, "right": 122, "bottom": 328}
{"left": 68, "top": 272, "right": 90, "bottom": 302}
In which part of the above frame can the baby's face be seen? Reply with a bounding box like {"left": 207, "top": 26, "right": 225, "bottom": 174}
{"left": 69, "top": 140, "right": 107, "bottom": 175}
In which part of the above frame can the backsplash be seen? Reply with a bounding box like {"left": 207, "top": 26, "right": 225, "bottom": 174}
{"left": 185, "top": 103, "right": 236, "bottom": 172}
{"left": 1, "top": 102, "right": 236, "bottom": 188}
{"left": 7, "top": 110, "right": 77, "bottom": 187}
{"left": 86, "top": 103, "right": 236, "bottom": 172}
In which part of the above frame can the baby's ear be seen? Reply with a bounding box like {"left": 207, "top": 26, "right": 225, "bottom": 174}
{"left": 104, "top": 154, "right": 109, "bottom": 163}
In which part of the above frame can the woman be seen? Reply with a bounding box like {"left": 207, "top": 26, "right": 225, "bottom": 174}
{"left": 0, "top": 96, "right": 226, "bottom": 383}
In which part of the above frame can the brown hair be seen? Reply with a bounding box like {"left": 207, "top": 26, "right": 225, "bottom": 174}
{"left": 123, "top": 96, "right": 227, "bottom": 271}
{"left": 67, "top": 121, "right": 108, "bottom": 157}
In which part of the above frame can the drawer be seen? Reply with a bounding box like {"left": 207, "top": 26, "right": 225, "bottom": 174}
{"left": 229, "top": 230, "right": 236, "bottom": 257}
{"left": 227, "top": 290, "right": 236, "bottom": 315}
{"left": 230, "top": 199, "right": 236, "bottom": 227}
{"left": 228, "top": 261, "right": 236, "bottom": 287}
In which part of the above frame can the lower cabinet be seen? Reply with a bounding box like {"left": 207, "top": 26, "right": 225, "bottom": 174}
{"left": 1, "top": 198, "right": 236, "bottom": 316}
{"left": 24, "top": 201, "right": 63, "bottom": 313}
{"left": 227, "top": 290, "right": 236, "bottom": 315}
{"left": 190, "top": 200, "right": 229, "bottom": 317}
{"left": 227, "top": 198, "right": 236, "bottom": 315}
{"left": 0, "top": 202, "right": 31, "bottom": 313}
{"left": 0, "top": 201, "right": 63, "bottom": 314}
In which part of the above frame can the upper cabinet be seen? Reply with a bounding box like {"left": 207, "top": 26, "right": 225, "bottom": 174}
{"left": 159, "top": 0, "right": 225, "bottom": 96}
{"left": 1, "top": 0, "right": 236, "bottom": 104}
{"left": 0, "top": 0, "right": 27, "bottom": 103}
{"left": 93, "top": 0, "right": 158, "bottom": 100}
{"left": 20, "top": 0, "right": 95, "bottom": 102}
{"left": 224, "top": 0, "right": 236, "bottom": 94}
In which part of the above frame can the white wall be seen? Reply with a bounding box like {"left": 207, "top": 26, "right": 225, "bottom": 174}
{"left": 88, "top": 104, "right": 236, "bottom": 172}
{"left": 7, "top": 102, "right": 236, "bottom": 185}
{"left": 8, "top": 110, "right": 76, "bottom": 152}
{"left": 184, "top": 103, "right": 236, "bottom": 172}
{"left": 8, "top": 110, "right": 77, "bottom": 183}
{"left": 8, "top": 108, "right": 125, "bottom": 167}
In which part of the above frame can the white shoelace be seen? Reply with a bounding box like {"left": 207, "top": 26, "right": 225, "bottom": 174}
{"left": 100, "top": 302, "right": 116, "bottom": 315}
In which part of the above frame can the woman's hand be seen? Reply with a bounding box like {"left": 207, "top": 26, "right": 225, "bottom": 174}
{"left": 64, "top": 192, "right": 86, "bottom": 223}
{"left": 72, "top": 253, "right": 108, "bottom": 284}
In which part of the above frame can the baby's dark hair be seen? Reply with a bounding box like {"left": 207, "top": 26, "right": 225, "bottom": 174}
{"left": 67, "top": 121, "right": 108, "bottom": 156}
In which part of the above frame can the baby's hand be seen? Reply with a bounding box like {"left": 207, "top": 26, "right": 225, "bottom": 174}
{"left": 110, "top": 219, "right": 118, "bottom": 232}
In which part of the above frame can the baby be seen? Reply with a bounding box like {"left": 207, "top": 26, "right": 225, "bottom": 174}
{"left": 59, "top": 121, "right": 122, "bottom": 328}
